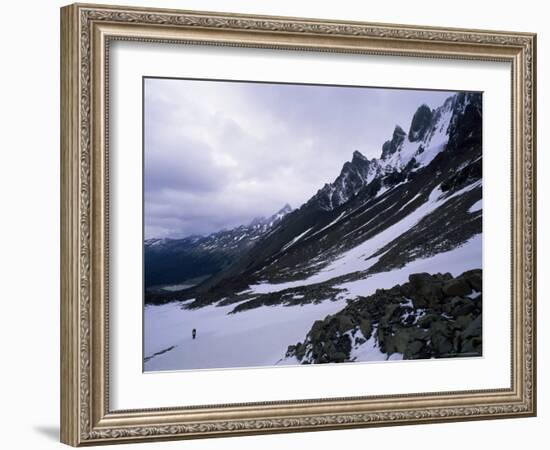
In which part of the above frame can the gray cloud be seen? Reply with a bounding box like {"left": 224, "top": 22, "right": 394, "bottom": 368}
{"left": 144, "top": 78, "right": 457, "bottom": 238}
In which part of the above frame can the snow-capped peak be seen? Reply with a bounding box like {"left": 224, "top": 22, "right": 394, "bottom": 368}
{"left": 309, "top": 92, "right": 481, "bottom": 211}
{"left": 378, "top": 98, "right": 454, "bottom": 172}
{"left": 144, "top": 237, "right": 169, "bottom": 248}
{"left": 381, "top": 125, "right": 407, "bottom": 160}
{"left": 278, "top": 203, "right": 293, "bottom": 216}
{"left": 249, "top": 204, "right": 293, "bottom": 229}
{"left": 408, "top": 104, "right": 433, "bottom": 142}
{"left": 311, "top": 149, "right": 383, "bottom": 210}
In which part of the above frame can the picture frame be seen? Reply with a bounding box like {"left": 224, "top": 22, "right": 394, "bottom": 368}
{"left": 60, "top": 2, "right": 537, "bottom": 446}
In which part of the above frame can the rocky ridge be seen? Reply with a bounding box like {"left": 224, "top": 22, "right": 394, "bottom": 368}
{"left": 310, "top": 93, "right": 473, "bottom": 211}
{"left": 285, "top": 270, "right": 482, "bottom": 363}
{"left": 144, "top": 204, "right": 293, "bottom": 293}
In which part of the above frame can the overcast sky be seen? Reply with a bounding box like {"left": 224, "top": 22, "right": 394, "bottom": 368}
{"left": 144, "top": 78, "right": 457, "bottom": 239}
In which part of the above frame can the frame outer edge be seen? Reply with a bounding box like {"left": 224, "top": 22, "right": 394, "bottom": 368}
{"left": 61, "top": 4, "right": 81, "bottom": 447}
{"left": 61, "top": 2, "right": 537, "bottom": 445}
{"left": 529, "top": 33, "right": 536, "bottom": 417}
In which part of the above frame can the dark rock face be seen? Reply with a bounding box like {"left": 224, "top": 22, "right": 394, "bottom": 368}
{"left": 462, "top": 269, "right": 482, "bottom": 291}
{"left": 381, "top": 125, "right": 407, "bottom": 159}
{"left": 408, "top": 104, "right": 434, "bottom": 142}
{"left": 286, "top": 270, "right": 482, "bottom": 364}
{"left": 442, "top": 278, "right": 472, "bottom": 297}
{"left": 313, "top": 150, "right": 379, "bottom": 211}
{"left": 447, "top": 92, "right": 482, "bottom": 152}
{"left": 440, "top": 158, "right": 482, "bottom": 193}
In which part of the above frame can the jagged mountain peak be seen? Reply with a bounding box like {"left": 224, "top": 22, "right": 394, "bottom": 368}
{"left": 311, "top": 150, "right": 381, "bottom": 211}
{"left": 380, "top": 92, "right": 483, "bottom": 171}
{"left": 352, "top": 150, "right": 369, "bottom": 164}
{"left": 393, "top": 124, "right": 407, "bottom": 136}
{"left": 278, "top": 203, "right": 293, "bottom": 215}
{"left": 408, "top": 104, "right": 434, "bottom": 142}
{"left": 144, "top": 237, "right": 168, "bottom": 248}
{"left": 381, "top": 125, "right": 407, "bottom": 160}
{"left": 249, "top": 204, "right": 293, "bottom": 228}
{"left": 248, "top": 216, "right": 265, "bottom": 226}
{"left": 309, "top": 92, "right": 481, "bottom": 212}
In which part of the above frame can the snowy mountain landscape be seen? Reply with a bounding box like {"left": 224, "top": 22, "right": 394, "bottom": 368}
{"left": 144, "top": 88, "right": 482, "bottom": 372}
{"left": 145, "top": 204, "right": 292, "bottom": 293}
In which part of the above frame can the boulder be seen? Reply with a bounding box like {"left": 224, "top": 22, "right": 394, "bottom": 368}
{"left": 450, "top": 296, "right": 466, "bottom": 308}
{"left": 462, "top": 314, "right": 482, "bottom": 339}
{"left": 359, "top": 318, "right": 373, "bottom": 339}
{"left": 431, "top": 333, "right": 453, "bottom": 356}
{"left": 462, "top": 269, "right": 482, "bottom": 292}
{"left": 408, "top": 273, "right": 444, "bottom": 307}
{"left": 458, "top": 314, "right": 482, "bottom": 356}
{"left": 335, "top": 315, "right": 355, "bottom": 333}
{"left": 430, "top": 320, "right": 451, "bottom": 335}
{"left": 462, "top": 337, "right": 482, "bottom": 355}
{"left": 383, "top": 329, "right": 411, "bottom": 355}
{"left": 409, "top": 273, "right": 434, "bottom": 291}
{"left": 410, "top": 294, "right": 429, "bottom": 309}
{"left": 318, "top": 354, "right": 329, "bottom": 363}
{"left": 418, "top": 313, "right": 437, "bottom": 328}
{"left": 453, "top": 314, "right": 473, "bottom": 330}
{"left": 295, "top": 343, "right": 306, "bottom": 360}
{"left": 435, "top": 272, "right": 453, "bottom": 282}
{"left": 309, "top": 320, "right": 325, "bottom": 341}
{"left": 330, "top": 352, "right": 348, "bottom": 363}
{"left": 382, "top": 303, "right": 401, "bottom": 324}
{"left": 335, "top": 334, "right": 352, "bottom": 352}
{"left": 285, "top": 269, "right": 483, "bottom": 365}
{"left": 442, "top": 278, "right": 472, "bottom": 297}
{"left": 428, "top": 320, "right": 454, "bottom": 356}
{"left": 399, "top": 282, "right": 413, "bottom": 297}
{"left": 404, "top": 340, "right": 425, "bottom": 359}
{"left": 453, "top": 302, "right": 476, "bottom": 317}
{"left": 384, "top": 285, "right": 399, "bottom": 296}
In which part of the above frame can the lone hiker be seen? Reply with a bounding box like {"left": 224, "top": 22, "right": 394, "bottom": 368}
{"left": 192, "top": 328, "right": 197, "bottom": 340}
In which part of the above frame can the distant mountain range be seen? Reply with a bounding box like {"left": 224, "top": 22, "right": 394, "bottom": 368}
{"left": 145, "top": 204, "right": 292, "bottom": 290}
{"left": 145, "top": 92, "right": 482, "bottom": 309}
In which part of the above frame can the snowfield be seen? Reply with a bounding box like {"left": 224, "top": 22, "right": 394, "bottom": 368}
{"left": 334, "top": 234, "right": 481, "bottom": 297}
{"left": 144, "top": 232, "right": 481, "bottom": 371}
{"left": 245, "top": 180, "right": 481, "bottom": 295}
{"left": 144, "top": 296, "right": 348, "bottom": 371}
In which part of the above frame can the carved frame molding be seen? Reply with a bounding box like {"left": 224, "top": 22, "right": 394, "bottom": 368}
{"left": 60, "top": 3, "right": 536, "bottom": 446}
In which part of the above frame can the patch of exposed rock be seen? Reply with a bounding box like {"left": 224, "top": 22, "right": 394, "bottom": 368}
{"left": 285, "top": 270, "right": 482, "bottom": 364}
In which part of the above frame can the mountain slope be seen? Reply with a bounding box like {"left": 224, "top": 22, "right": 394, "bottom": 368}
{"left": 178, "top": 92, "right": 481, "bottom": 309}
{"left": 144, "top": 204, "right": 292, "bottom": 293}
{"left": 311, "top": 93, "right": 464, "bottom": 211}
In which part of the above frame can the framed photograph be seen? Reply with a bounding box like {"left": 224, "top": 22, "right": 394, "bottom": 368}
{"left": 60, "top": 3, "right": 537, "bottom": 446}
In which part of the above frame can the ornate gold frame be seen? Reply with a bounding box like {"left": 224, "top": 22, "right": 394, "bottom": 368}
{"left": 60, "top": 3, "right": 536, "bottom": 446}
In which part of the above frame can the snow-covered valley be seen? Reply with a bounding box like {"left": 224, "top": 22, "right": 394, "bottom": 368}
{"left": 144, "top": 234, "right": 481, "bottom": 371}
{"left": 144, "top": 294, "right": 348, "bottom": 371}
